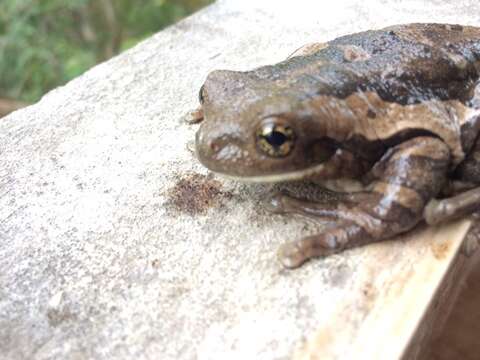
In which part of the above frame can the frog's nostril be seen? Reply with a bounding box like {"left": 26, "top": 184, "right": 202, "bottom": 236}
{"left": 210, "top": 141, "right": 221, "bottom": 153}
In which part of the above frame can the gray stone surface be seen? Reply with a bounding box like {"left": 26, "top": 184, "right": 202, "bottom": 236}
{"left": 0, "top": 1, "right": 479, "bottom": 359}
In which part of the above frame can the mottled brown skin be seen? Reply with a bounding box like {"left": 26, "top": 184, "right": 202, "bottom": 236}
{"left": 193, "top": 23, "right": 480, "bottom": 268}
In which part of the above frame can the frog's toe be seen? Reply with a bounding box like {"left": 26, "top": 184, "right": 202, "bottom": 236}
{"left": 278, "top": 240, "right": 310, "bottom": 269}
{"left": 278, "top": 232, "right": 344, "bottom": 268}
{"left": 462, "top": 235, "right": 479, "bottom": 257}
{"left": 462, "top": 216, "right": 480, "bottom": 257}
{"left": 184, "top": 107, "right": 204, "bottom": 124}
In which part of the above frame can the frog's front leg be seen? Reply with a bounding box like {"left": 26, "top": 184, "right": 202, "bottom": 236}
{"left": 274, "top": 137, "right": 451, "bottom": 268}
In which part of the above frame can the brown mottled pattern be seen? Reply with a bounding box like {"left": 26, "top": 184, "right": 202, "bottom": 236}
{"left": 305, "top": 90, "right": 477, "bottom": 165}
{"left": 195, "top": 24, "right": 480, "bottom": 268}
{"left": 339, "top": 45, "right": 371, "bottom": 62}
{"left": 197, "top": 24, "right": 480, "bottom": 178}
{"left": 370, "top": 137, "right": 450, "bottom": 199}
{"left": 455, "top": 130, "right": 480, "bottom": 183}
{"left": 270, "top": 136, "right": 451, "bottom": 267}
{"left": 370, "top": 182, "right": 424, "bottom": 211}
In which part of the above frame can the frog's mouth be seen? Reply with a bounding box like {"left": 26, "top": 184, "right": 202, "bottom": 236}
{"left": 215, "top": 164, "right": 366, "bottom": 192}
{"left": 213, "top": 162, "right": 329, "bottom": 183}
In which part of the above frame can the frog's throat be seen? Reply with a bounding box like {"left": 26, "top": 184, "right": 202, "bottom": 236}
{"left": 215, "top": 162, "right": 328, "bottom": 183}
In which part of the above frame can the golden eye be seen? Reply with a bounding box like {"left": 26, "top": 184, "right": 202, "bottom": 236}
{"left": 256, "top": 121, "right": 296, "bottom": 157}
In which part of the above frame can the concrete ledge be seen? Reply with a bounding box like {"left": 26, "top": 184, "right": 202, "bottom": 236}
{"left": 1, "top": 1, "right": 479, "bottom": 359}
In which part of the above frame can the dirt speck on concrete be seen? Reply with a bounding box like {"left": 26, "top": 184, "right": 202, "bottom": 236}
{"left": 166, "top": 173, "right": 231, "bottom": 216}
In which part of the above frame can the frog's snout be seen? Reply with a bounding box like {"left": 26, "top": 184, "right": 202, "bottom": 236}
{"left": 194, "top": 126, "right": 249, "bottom": 174}
{"left": 195, "top": 128, "right": 219, "bottom": 158}
{"left": 195, "top": 127, "right": 223, "bottom": 164}
{"left": 195, "top": 131, "right": 230, "bottom": 159}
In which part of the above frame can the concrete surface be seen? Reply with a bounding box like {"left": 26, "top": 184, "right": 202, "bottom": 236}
{"left": 1, "top": 1, "right": 479, "bottom": 359}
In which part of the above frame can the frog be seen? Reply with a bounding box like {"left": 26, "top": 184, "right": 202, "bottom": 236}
{"left": 190, "top": 23, "right": 480, "bottom": 268}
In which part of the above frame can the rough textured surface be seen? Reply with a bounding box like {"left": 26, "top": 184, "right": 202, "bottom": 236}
{"left": 1, "top": 1, "right": 479, "bottom": 359}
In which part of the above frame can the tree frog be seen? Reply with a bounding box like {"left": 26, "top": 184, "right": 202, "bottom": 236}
{"left": 191, "top": 23, "right": 480, "bottom": 268}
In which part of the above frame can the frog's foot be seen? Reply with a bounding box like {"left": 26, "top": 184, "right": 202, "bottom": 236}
{"left": 424, "top": 186, "right": 480, "bottom": 225}
{"left": 184, "top": 107, "right": 204, "bottom": 124}
{"left": 463, "top": 213, "right": 480, "bottom": 257}
{"left": 278, "top": 223, "right": 365, "bottom": 268}
{"left": 274, "top": 137, "right": 452, "bottom": 269}
{"left": 463, "top": 227, "right": 480, "bottom": 257}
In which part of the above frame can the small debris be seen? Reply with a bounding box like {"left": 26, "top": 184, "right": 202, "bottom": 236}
{"left": 166, "top": 173, "right": 232, "bottom": 216}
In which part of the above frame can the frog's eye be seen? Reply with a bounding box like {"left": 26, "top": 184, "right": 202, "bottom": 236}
{"left": 256, "top": 120, "right": 296, "bottom": 157}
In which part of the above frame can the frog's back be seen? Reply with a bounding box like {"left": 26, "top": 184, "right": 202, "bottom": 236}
{"left": 252, "top": 24, "right": 480, "bottom": 103}
{"left": 325, "top": 23, "right": 480, "bottom": 103}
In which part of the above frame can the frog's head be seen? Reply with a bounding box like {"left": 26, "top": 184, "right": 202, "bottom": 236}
{"left": 194, "top": 69, "right": 340, "bottom": 182}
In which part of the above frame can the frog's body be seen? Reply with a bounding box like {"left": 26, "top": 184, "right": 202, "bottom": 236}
{"left": 192, "top": 23, "right": 480, "bottom": 268}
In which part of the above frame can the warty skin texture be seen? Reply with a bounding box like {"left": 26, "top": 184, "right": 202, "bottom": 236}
{"left": 193, "top": 23, "right": 480, "bottom": 268}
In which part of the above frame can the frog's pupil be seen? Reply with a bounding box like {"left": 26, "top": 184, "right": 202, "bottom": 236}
{"left": 265, "top": 131, "right": 286, "bottom": 147}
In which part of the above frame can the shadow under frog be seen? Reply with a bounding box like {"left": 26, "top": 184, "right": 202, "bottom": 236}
{"left": 189, "top": 23, "right": 480, "bottom": 268}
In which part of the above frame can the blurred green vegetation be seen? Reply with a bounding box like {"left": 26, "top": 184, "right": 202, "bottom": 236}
{"left": 0, "top": 0, "right": 213, "bottom": 105}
